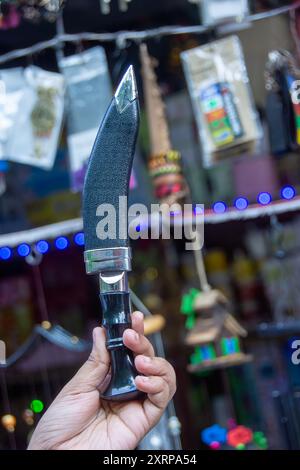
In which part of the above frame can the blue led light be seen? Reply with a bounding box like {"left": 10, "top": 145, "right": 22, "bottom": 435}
{"left": 194, "top": 205, "right": 204, "bottom": 215}
{"left": 17, "top": 243, "right": 30, "bottom": 257}
{"left": 36, "top": 240, "right": 49, "bottom": 254}
{"left": 257, "top": 192, "right": 272, "bottom": 205}
{"left": 55, "top": 237, "right": 69, "bottom": 250}
{"left": 213, "top": 201, "right": 227, "bottom": 214}
{"left": 74, "top": 232, "right": 84, "bottom": 246}
{"left": 281, "top": 186, "right": 296, "bottom": 200}
{"left": 0, "top": 247, "right": 12, "bottom": 260}
{"left": 234, "top": 197, "right": 248, "bottom": 211}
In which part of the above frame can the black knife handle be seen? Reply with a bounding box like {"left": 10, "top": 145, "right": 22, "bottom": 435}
{"left": 99, "top": 291, "right": 144, "bottom": 401}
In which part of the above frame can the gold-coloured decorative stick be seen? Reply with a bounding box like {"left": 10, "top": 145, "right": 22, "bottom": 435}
{"left": 140, "top": 43, "right": 187, "bottom": 203}
{"left": 140, "top": 43, "right": 171, "bottom": 155}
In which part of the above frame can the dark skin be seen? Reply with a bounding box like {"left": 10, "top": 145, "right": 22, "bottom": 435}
{"left": 28, "top": 311, "right": 176, "bottom": 450}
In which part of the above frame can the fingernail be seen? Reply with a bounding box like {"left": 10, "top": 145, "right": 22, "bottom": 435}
{"left": 132, "top": 331, "right": 139, "bottom": 341}
{"left": 135, "top": 311, "right": 144, "bottom": 320}
{"left": 143, "top": 356, "right": 151, "bottom": 363}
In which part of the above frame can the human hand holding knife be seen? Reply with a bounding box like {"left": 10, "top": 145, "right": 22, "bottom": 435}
{"left": 28, "top": 67, "right": 176, "bottom": 450}
{"left": 83, "top": 65, "right": 141, "bottom": 401}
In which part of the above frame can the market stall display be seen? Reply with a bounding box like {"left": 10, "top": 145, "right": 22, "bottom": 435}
{"left": 1, "top": 0, "right": 300, "bottom": 453}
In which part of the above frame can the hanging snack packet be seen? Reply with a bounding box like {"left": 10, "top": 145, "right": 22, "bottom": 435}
{"left": 59, "top": 47, "right": 112, "bottom": 191}
{"left": 0, "top": 67, "right": 26, "bottom": 159}
{"left": 181, "top": 36, "right": 262, "bottom": 167}
{"left": 200, "top": 0, "right": 249, "bottom": 26}
{"left": 4, "top": 66, "right": 64, "bottom": 169}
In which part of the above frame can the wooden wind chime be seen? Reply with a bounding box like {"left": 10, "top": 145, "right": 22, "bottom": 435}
{"left": 181, "top": 230, "right": 252, "bottom": 373}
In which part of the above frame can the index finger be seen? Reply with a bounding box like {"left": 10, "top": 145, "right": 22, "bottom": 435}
{"left": 131, "top": 311, "right": 144, "bottom": 335}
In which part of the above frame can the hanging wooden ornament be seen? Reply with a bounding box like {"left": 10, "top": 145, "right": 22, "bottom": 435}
{"left": 181, "top": 229, "right": 252, "bottom": 372}
{"left": 140, "top": 43, "right": 188, "bottom": 204}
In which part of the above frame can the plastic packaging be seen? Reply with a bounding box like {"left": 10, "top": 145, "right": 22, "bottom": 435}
{"left": 181, "top": 36, "right": 262, "bottom": 167}
{"left": 200, "top": 0, "right": 249, "bottom": 26}
{"left": 3, "top": 66, "right": 64, "bottom": 169}
{"left": 0, "top": 67, "right": 25, "bottom": 159}
{"left": 59, "top": 47, "right": 112, "bottom": 191}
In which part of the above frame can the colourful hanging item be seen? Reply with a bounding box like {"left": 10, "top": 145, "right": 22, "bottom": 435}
{"left": 148, "top": 150, "right": 186, "bottom": 200}
{"left": 183, "top": 287, "right": 252, "bottom": 372}
{"left": 0, "top": 3, "right": 20, "bottom": 29}
{"left": 201, "top": 423, "right": 268, "bottom": 450}
{"left": 181, "top": 36, "right": 262, "bottom": 167}
{"left": 253, "top": 431, "right": 268, "bottom": 450}
{"left": 227, "top": 425, "right": 253, "bottom": 448}
{"left": 1, "top": 414, "right": 16, "bottom": 433}
{"left": 201, "top": 424, "right": 227, "bottom": 446}
{"left": 180, "top": 288, "right": 200, "bottom": 329}
{"left": 140, "top": 43, "right": 188, "bottom": 204}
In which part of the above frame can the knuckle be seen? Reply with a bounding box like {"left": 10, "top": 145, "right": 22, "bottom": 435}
{"left": 87, "top": 352, "right": 97, "bottom": 364}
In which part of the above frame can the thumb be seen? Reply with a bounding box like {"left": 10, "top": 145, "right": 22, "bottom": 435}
{"left": 61, "top": 327, "right": 110, "bottom": 395}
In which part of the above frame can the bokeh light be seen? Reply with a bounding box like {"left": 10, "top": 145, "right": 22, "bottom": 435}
{"left": 17, "top": 243, "right": 30, "bottom": 257}
{"left": 281, "top": 186, "right": 296, "bottom": 200}
{"left": 0, "top": 247, "right": 12, "bottom": 260}
{"left": 55, "top": 236, "right": 69, "bottom": 250}
{"left": 213, "top": 201, "right": 227, "bottom": 214}
{"left": 234, "top": 197, "right": 248, "bottom": 211}
{"left": 257, "top": 192, "right": 272, "bottom": 205}
{"left": 30, "top": 399, "right": 44, "bottom": 414}
{"left": 74, "top": 232, "right": 84, "bottom": 246}
{"left": 36, "top": 240, "right": 49, "bottom": 254}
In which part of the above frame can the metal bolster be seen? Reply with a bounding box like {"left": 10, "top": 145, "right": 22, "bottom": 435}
{"left": 84, "top": 247, "right": 132, "bottom": 274}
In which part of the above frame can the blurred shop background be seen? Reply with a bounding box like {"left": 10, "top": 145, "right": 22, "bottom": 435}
{"left": 2, "top": 0, "right": 300, "bottom": 451}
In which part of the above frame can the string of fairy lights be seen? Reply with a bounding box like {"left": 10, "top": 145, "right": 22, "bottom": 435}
{"left": 0, "top": 185, "right": 298, "bottom": 261}
{"left": 0, "top": 232, "right": 84, "bottom": 260}
{"left": 212, "top": 186, "right": 296, "bottom": 215}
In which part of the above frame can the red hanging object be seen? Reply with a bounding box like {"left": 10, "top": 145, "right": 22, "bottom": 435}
{"left": 0, "top": 4, "right": 20, "bottom": 30}
{"left": 227, "top": 425, "right": 253, "bottom": 447}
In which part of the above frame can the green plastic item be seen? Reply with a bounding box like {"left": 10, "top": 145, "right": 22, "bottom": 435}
{"left": 180, "top": 288, "right": 201, "bottom": 329}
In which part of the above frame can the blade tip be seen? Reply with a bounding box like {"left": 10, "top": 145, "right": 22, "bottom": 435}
{"left": 114, "top": 65, "right": 138, "bottom": 113}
